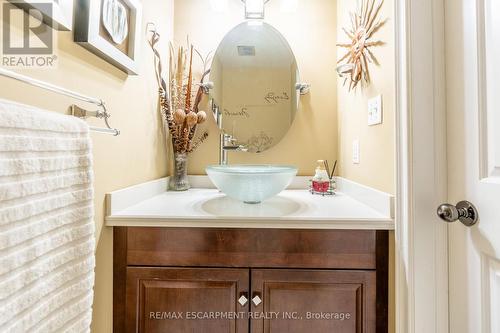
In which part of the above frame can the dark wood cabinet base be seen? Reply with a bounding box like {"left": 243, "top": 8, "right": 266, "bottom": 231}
{"left": 250, "top": 269, "right": 375, "bottom": 333}
{"left": 114, "top": 227, "right": 389, "bottom": 333}
{"left": 127, "top": 267, "right": 249, "bottom": 333}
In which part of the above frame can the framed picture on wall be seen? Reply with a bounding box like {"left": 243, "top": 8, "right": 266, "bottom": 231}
{"left": 74, "top": 0, "right": 142, "bottom": 75}
{"left": 7, "top": 0, "right": 74, "bottom": 31}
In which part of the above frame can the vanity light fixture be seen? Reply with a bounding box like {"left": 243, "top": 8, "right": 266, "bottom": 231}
{"left": 243, "top": 0, "right": 268, "bottom": 19}
{"left": 222, "top": 0, "right": 295, "bottom": 18}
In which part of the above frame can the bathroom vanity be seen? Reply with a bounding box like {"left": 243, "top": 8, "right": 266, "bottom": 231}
{"left": 104, "top": 4, "right": 397, "bottom": 332}
{"left": 107, "top": 177, "right": 394, "bottom": 333}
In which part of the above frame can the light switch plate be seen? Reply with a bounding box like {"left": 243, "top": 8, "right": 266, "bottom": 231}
{"left": 368, "top": 95, "right": 383, "bottom": 126}
{"left": 352, "top": 139, "right": 360, "bottom": 164}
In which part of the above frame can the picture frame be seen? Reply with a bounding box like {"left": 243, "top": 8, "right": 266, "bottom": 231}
{"left": 7, "top": 0, "right": 74, "bottom": 31}
{"left": 74, "top": 0, "right": 142, "bottom": 75}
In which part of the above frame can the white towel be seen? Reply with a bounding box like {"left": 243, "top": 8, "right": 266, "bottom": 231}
{"left": 0, "top": 98, "right": 95, "bottom": 333}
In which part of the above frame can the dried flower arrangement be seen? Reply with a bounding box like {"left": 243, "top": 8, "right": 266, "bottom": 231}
{"left": 336, "top": 0, "right": 386, "bottom": 91}
{"left": 147, "top": 25, "right": 212, "bottom": 190}
{"left": 148, "top": 27, "right": 211, "bottom": 154}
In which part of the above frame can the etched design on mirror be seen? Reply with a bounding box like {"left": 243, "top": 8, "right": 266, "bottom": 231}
{"left": 224, "top": 108, "right": 250, "bottom": 119}
{"left": 209, "top": 21, "right": 301, "bottom": 153}
{"left": 264, "top": 92, "right": 290, "bottom": 104}
{"left": 243, "top": 132, "right": 274, "bottom": 153}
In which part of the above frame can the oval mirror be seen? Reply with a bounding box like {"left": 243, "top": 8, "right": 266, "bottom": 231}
{"left": 209, "top": 22, "right": 300, "bottom": 153}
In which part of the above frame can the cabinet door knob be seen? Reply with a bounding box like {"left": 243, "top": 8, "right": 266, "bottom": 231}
{"left": 238, "top": 293, "right": 248, "bottom": 306}
{"left": 252, "top": 294, "right": 262, "bottom": 306}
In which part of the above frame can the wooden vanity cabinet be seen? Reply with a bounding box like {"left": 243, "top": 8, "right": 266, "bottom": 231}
{"left": 250, "top": 269, "right": 375, "bottom": 333}
{"left": 126, "top": 268, "right": 249, "bottom": 333}
{"left": 114, "top": 228, "right": 388, "bottom": 333}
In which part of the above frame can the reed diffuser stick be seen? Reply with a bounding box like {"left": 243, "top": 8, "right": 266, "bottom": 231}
{"left": 330, "top": 160, "right": 338, "bottom": 180}
{"left": 323, "top": 160, "right": 331, "bottom": 179}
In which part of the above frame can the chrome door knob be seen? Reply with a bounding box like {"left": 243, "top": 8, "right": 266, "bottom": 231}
{"left": 437, "top": 201, "right": 479, "bottom": 227}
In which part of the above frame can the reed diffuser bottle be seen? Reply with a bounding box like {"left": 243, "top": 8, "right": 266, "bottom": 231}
{"left": 312, "top": 160, "right": 331, "bottom": 193}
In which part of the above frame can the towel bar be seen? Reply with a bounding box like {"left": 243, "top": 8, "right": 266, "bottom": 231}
{"left": 0, "top": 67, "right": 120, "bottom": 136}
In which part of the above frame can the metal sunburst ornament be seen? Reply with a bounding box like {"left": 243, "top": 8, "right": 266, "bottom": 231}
{"left": 337, "top": 0, "right": 386, "bottom": 91}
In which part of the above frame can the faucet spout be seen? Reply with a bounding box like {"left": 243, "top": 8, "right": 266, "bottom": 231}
{"left": 223, "top": 145, "right": 247, "bottom": 151}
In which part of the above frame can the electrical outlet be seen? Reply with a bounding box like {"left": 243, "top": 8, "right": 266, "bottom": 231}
{"left": 352, "top": 139, "right": 360, "bottom": 164}
{"left": 368, "top": 95, "right": 383, "bottom": 126}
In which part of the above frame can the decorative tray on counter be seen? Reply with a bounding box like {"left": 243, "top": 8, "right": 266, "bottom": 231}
{"left": 309, "top": 179, "right": 336, "bottom": 196}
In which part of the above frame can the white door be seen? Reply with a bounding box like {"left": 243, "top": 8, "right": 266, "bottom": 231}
{"left": 446, "top": 0, "right": 500, "bottom": 332}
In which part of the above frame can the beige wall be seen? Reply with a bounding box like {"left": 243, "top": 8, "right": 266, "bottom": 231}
{"left": 337, "top": 0, "right": 396, "bottom": 195}
{"left": 174, "top": 0, "right": 338, "bottom": 175}
{"left": 0, "top": 0, "right": 174, "bottom": 331}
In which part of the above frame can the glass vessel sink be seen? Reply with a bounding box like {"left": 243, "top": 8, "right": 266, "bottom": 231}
{"left": 206, "top": 165, "right": 298, "bottom": 204}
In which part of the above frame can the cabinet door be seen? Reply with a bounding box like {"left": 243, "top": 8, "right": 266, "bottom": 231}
{"left": 250, "top": 269, "right": 376, "bottom": 333}
{"left": 126, "top": 267, "right": 249, "bottom": 333}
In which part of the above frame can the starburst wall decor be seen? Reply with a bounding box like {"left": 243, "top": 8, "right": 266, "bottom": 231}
{"left": 337, "top": 0, "right": 386, "bottom": 91}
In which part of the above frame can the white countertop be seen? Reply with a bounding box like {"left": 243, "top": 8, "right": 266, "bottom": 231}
{"left": 105, "top": 177, "right": 394, "bottom": 230}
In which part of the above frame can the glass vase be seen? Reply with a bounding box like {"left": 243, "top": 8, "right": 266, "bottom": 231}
{"left": 169, "top": 151, "right": 190, "bottom": 191}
